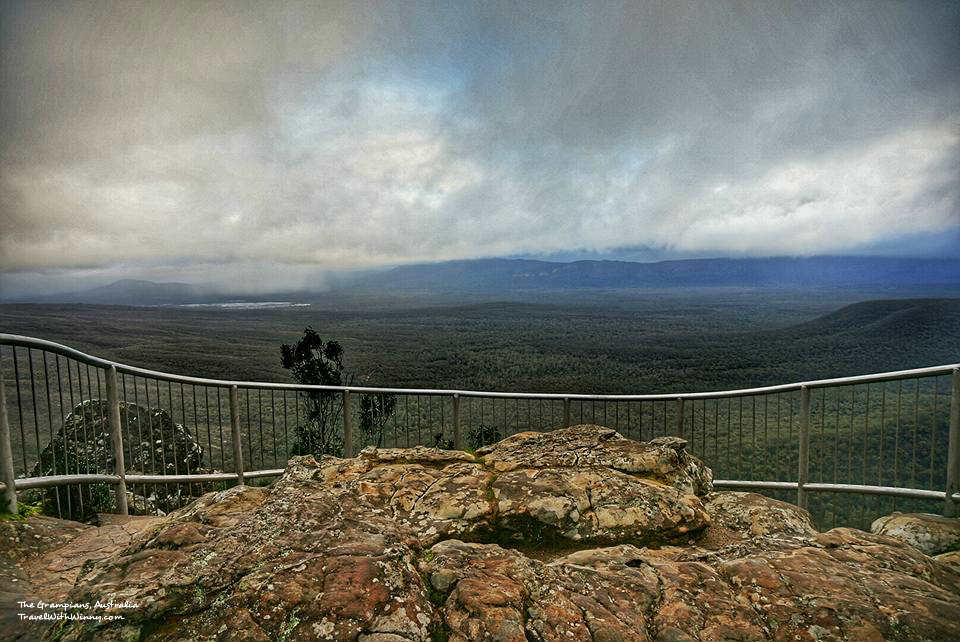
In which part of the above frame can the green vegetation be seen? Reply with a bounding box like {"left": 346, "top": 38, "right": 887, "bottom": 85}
{"left": 280, "top": 326, "right": 398, "bottom": 456}
{"left": 280, "top": 327, "right": 348, "bottom": 457}
{"left": 0, "top": 500, "right": 43, "bottom": 521}
{"left": 1, "top": 290, "right": 957, "bottom": 530}
{"left": 1, "top": 291, "right": 956, "bottom": 393}
{"left": 358, "top": 392, "right": 398, "bottom": 448}
{"left": 468, "top": 425, "right": 503, "bottom": 450}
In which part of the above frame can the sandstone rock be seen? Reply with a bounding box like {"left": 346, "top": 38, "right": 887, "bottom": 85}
{"left": 695, "top": 491, "right": 817, "bottom": 550}
{"left": 290, "top": 425, "right": 713, "bottom": 548}
{"left": 418, "top": 528, "right": 960, "bottom": 642}
{"left": 476, "top": 425, "right": 713, "bottom": 495}
{"left": 46, "top": 476, "right": 435, "bottom": 642}
{"left": 10, "top": 426, "right": 959, "bottom": 642}
{"left": 870, "top": 512, "right": 960, "bottom": 556}
{"left": 491, "top": 465, "right": 708, "bottom": 545}
{"left": 0, "top": 514, "right": 161, "bottom": 642}
{"left": 934, "top": 550, "right": 960, "bottom": 567}
{"left": 25, "top": 400, "right": 205, "bottom": 522}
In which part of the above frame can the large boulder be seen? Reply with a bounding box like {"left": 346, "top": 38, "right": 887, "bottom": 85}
{"left": 698, "top": 491, "right": 818, "bottom": 547}
{"left": 475, "top": 429, "right": 713, "bottom": 496}
{"left": 871, "top": 512, "right": 960, "bottom": 556}
{"left": 26, "top": 400, "right": 205, "bottom": 522}
{"left": 21, "top": 426, "right": 960, "bottom": 642}
{"left": 304, "top": 425, "right": 713, "bottom": 547}
{"left": 935, "top": 550, "right": 960, "bottom": 567}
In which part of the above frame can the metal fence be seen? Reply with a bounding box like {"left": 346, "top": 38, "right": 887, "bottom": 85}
{"left": 1, "top": 333, "right": 958, "bottom": 531}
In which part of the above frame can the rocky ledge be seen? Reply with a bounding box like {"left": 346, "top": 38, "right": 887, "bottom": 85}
{"left": 870, "top": 512, "right": 960, "bottom": 557}
{"left": 7, "top": 425, "right": 960, "bottom": 641}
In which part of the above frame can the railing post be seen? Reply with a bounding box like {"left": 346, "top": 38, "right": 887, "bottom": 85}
{"left": 797, "top": 385, "right": 811, "bottom": 510}
{"left": 343, "top": 390, "right": 353, "bottom": 458}
{"left": 0, "top": 359, "right": 17, "bottom": 514}
{"left": 563, "top": 398, "right": 571, "bottom": 428}
{"left": 452, "top": 394, "right": 462, "bottom": 450}
{"left": 676, "top": 397, "right": 685, "bottom": 439}
{"left": 945, "top": 369, "right": 959, "bottom": 517}
{"left": 105, "top": 366, "right": 128, "bottom": 515}
{"left": 229, "top": 386, "right": 244, "bottom": 485}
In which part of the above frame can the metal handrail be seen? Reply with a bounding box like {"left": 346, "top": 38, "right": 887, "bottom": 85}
{"left": 1, "top": 333, "right": 958, "bottom": 523}
{"left": 1, "top": 333, "right": 957, "bottom": 400}
{"left": 714, "top": 479, "right": 958, "bottom": 502}
{"left": 2, "top": 473, "right": 959, "bottom": 508}
{"left": 3, "top": 473, "right": 958, "bottom": 502}
{"left": 0, "top": 469, "right": 285, "bottom": 491}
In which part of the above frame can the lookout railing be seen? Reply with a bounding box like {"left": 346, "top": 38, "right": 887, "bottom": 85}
{"left": 1, "top": 333, "right": 958, "bottom": 530}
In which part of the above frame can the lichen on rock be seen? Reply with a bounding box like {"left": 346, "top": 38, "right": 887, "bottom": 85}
{"left": 281, "top": 425, "right": 714, "bottom": 549}
{"left": 13, "top": 425, "right": 959, "bottom": 642}
{"left": 870, "top": 511, "right": 960, "bottom": 556}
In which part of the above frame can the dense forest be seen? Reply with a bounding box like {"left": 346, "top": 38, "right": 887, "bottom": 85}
{"left": 2, "top": 289, "right": 958, "bottom": 392}
{"left": 1, "top": 289, "right": 957, "bottom": 530}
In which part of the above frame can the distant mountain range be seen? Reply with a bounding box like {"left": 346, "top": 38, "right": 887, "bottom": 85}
{"left": 4, "top": 256, "right": 959, "bottom": 305}
{"left": 352, "top": 256, "right": 960, "bottom": 293}
{"left": 6, "top": 279, "right": 216, "bottom": 306}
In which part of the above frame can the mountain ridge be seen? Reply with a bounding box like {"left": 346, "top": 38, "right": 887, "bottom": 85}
{"left": 4, "top": 256, "right": 959, "bottom": 304}
{"left": 352, "top": 256, "right": 960, "bottom": 293}
{"left": 779, "top": 298, "right": 960, "bottom": 341}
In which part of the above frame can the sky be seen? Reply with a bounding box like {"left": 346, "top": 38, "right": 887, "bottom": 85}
{"left": 1, "top": 0, "right": 958, "bottom": 295}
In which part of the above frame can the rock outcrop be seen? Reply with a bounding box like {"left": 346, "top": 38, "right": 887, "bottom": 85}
{"left": 302, "top": 425, "right": 715, "bottom": 548}
{"left": 870, "top": 512, "right": 960, "bottom": 556}
{"left": 26, "top": 400, "right": 205, "bottom": 522}
{"left": 0, "top": 514, "right": 163, "bottom": 642}
{"left": 421, "top": 529, "right": 960, "bottom": 642}
{"left": 934, "top": 550, "right": 960, "bottom": 567}
{"left": 6, "top": 425, "right": 958, "bottom": 641}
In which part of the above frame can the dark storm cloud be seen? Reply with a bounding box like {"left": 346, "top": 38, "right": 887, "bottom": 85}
{"left": 1, "top": 0, "right": 958, "bottom": 286}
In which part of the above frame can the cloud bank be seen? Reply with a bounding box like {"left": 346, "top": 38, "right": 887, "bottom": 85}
{"left": 1, "top": 1, "right": 958, "bottom": 287}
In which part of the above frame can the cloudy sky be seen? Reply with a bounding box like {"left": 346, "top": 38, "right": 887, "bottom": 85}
{"left": 1, "top": 0, "right": 958, "bottom": 294}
